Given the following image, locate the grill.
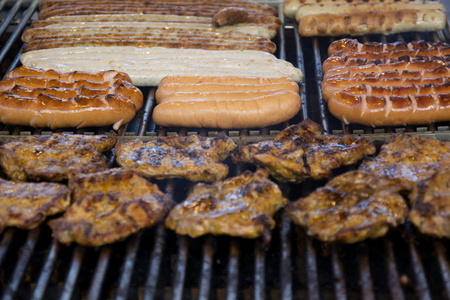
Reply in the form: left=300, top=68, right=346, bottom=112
left=0, top=1, right=450, bottom=299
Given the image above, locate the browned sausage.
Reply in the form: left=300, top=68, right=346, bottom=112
left=212, top=7, right=248, bottom=27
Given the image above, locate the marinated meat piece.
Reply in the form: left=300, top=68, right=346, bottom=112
left=0, top=132, right=116, bottom=181
left=115, top=134, right=236, bottom=182
left=409, top=167, right=450, bottom=238
left=165, top=169, right=287, bottom=241
left=0, top=178, right=70, bottom=233
left=360, top=134, right=450, bottom=190
left=232, top=119, right=376, bottom=183
left=286, top=171, right=409, bottom=243
left=48, top=168, right=174, bottom=247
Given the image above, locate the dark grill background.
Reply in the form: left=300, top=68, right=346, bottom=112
left=0, top=1, right=449, bottom=299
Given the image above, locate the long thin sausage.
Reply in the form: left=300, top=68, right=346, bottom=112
left=328, top=39, right=450, bottom=57
left=321, top=68, right=450, bottom=100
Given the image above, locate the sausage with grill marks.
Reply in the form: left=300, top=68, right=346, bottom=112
left=38, top=6, right=279, bottom=24
left=38, top=0, right=279, bottom=16
left=6, top=66, right=132, bottom=83
left=212, top=7, right=248, bottom=27
left=3, top=66, right=143, bottom=109
left=24, top=36, right=277, bottom=53
left=22, top=24, right=275, bottom=42
left=344, top=82, right=450, bottom=97
left=328, top=85, right=450, bottom=127
left=328, top=39, right=450, bottom=57
left=329, top=48, right=450, bottom=62
left=324, top=60, right=449, bottom=80
left=282, top=0, right=412, bottom=19
left=323, top=55, right=450, bottom=74
left=322, top=73, right=450, bottom=101
left=0, top=91, right=137, bottom=130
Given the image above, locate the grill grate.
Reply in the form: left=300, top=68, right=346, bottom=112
left=0, top=1, right=450, bottom=299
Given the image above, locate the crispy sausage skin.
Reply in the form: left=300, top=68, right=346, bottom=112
left=212, top=7, right=248, bottom=27
left=328, top=39, right=450, bottom=57
left=328, top=87, right=450, bottom=127
left=321, top=68, right=450, bottom=101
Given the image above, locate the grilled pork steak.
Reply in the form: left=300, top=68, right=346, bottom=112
left=48, top=168, right=173, bottom=247
left=165, top=169, right=287, bottom=242
left=232, top=118, right=376, bottom=183
left=0, top=178, right=70, bottom=233
left=286, top=170, right=409, bottom=243
left=360, top=134, right=450, bottom=190
left=0, top=132, right=116, bottom=181
left=115, top=134, right=236, bottom=182
left=409, top=167, right=450, bottom=238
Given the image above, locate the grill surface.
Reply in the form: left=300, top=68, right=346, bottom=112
left=0, top=1, right=450, bottom=299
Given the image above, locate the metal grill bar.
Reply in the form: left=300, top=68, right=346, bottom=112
left=331, top=246, right=347, bottom=300
left=434, top=240, right=450, bottom=298
left=0, top=229, right=14, bottom=268
left=86, top=246, right=111, bottom=300
left=312, top=38, right=329, bottom=133
left=254, top=240, right=266, bottom=300
left=1, top=228, right=40, bottom=300
left=198, top=236, right=214, bottom=300
left=138, top=89, right=157, bottom=136
left=0, top=0, right=7, bottom=13
left=226, top=240, right=239, bottom=300
left=60, top=246, right=86, bottom=300
left=408, top=240, right=432, bottom=300
left=384, top=239, right=405, bottom=300
left=144, top=224, right=167, bottom=300
left=305, top=236, right=320, bottom=300
left=279, top=213, right=293, bottom=300
left=31, top=239, right=60, bottom=300
left=293, top=25, right=308, bottom=120
left=172, top=235, right=189, bottom=300
left=358, top=244, right=375, bottom=300
left=116, top=232, right=142, bottom=300
left=0, top=0, right=22, bottom=39
left=0, top=0, right=37, bottom=65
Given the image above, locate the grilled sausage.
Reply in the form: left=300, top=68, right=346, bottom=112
left=152, top=90, right=301, bottom=129
left=38, top=0, right=279, bottom=16
left=26, top=17, right=277, bottom=40
left=6, top=65, right=132, bottom=82
left=322, top=70, right=450, bottom=101
left=4, top=66, right=143, bottom=109
left=20, top=47, right=303, bottom=86
left=0, top=66, right=144, bottom=129
left=0, top=92, right=137, bottom=130
left=328, top=91, right=450, bottom=126
left=343, top=82, right=450, bottom=96
left=299, top=8, right=446, bottom=37
left=323, top=55, right=450, bottom=74
left=282, top=0, right=412, bottom=19
left=24, top=35, right=277, bottom=53
left=212, top=7, right=248, bottom=27
left=38, top=3, right=279, bottom=22
left=324, top=60, right=449, bottom=79
left=156, top=76, right=299, bottom=101
left=296, top=1, right=444, bottom=20
left=328, top=39, right=450, bottom=57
